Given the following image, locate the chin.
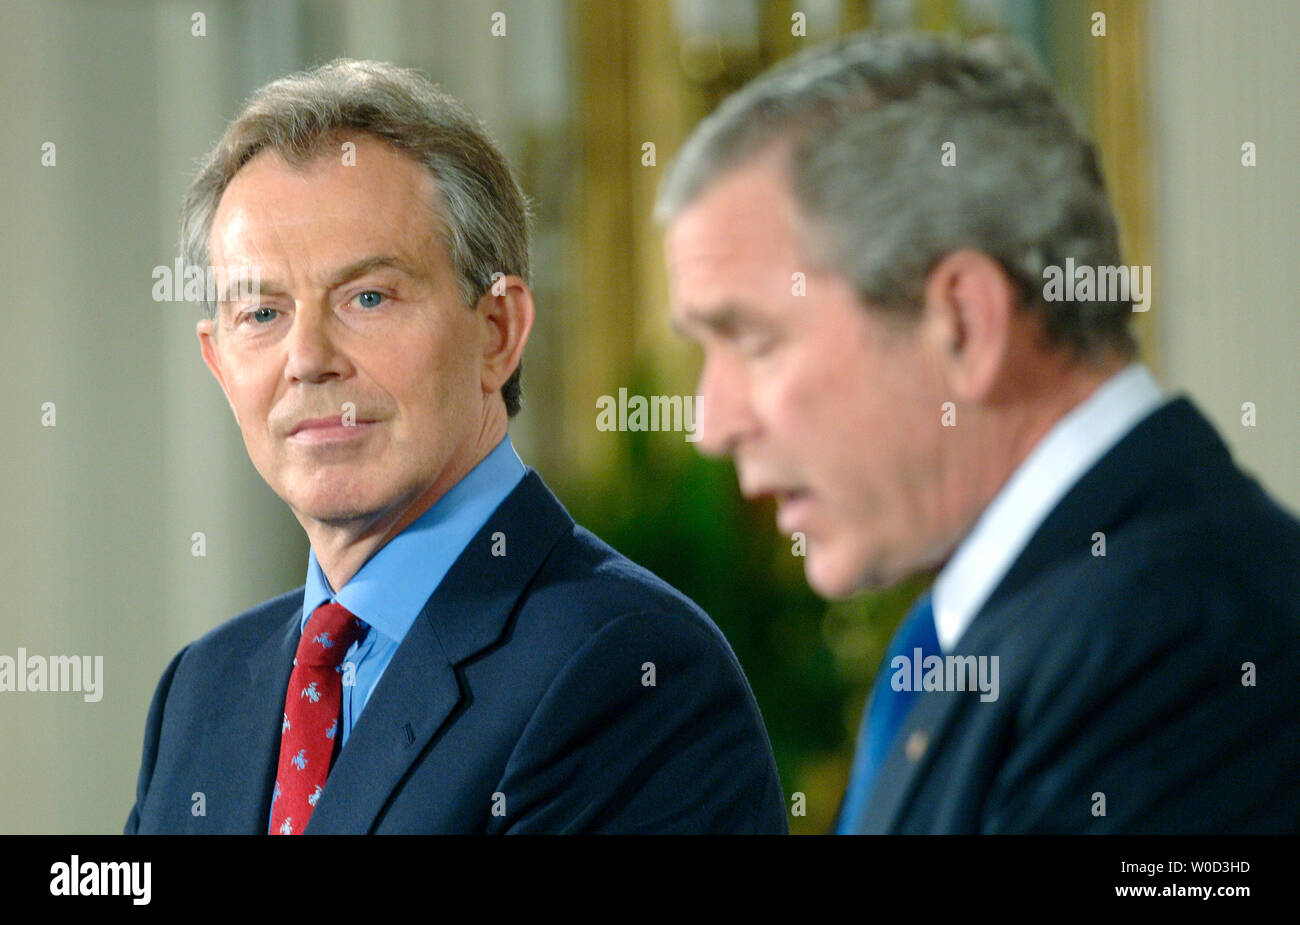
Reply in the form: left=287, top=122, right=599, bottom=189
left=805, top=552, right=873, bottom=600
left=284, top=484, right=394, bottom=525
left=290, top=500, right=373, bottom=526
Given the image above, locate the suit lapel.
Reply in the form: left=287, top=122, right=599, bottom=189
left=198, top=601, right=299, bottom=833
left=857, top=688, right=965, bottom=833
left=305, top=470, right=573, bottom=833
left=301, top=610, right=461, bottom=834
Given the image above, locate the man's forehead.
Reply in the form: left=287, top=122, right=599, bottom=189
left=209, top=147, right=439, bottom=271
left=211, top=206, right=428, bottom=261
left=213, top=139, right=435, bottom=235
left=667, top=166, right=803, bottom=274
left=666, top=199, right=801, bottom=319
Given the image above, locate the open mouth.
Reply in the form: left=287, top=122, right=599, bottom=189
left=775, top=489, right=814, bottom=533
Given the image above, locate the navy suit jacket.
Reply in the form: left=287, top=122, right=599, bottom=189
left=126, top=470, right=787, bottom=833
left=856, top=397, right=1300, bottom=833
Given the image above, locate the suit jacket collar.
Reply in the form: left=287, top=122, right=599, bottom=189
left=215, top=469, right=571, bottom=834
left=972, top=397, right=1227, bottom=631
left=860, top=396, right=1231, bottom=833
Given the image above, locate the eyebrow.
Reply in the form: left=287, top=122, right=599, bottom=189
left=217, top=254, right=427, bottom=305
left=672, top=302, right=759, bottom=339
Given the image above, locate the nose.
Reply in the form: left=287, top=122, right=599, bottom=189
left=283, top=303, right=347, bottom=384
left=694, top=351, right=756, bottom=458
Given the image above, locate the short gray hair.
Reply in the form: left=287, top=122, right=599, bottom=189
left=656, top=32, right=1138, bottom=361
left=181, top=58, right=532, bottom=416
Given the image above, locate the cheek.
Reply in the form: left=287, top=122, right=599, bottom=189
left=224, top=351, right=271, bottom=399
left=759, top=344, right=853, bottom=444
left=380, top=341, right=476, bottom=430
left=776, top=338, right=891, bottom=499
left=224, top=362, right=278, bottom=438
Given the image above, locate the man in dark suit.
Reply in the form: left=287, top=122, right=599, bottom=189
left=126, top=59, right=786, bottom=834
left=657, top=32, right=1300, bottom=833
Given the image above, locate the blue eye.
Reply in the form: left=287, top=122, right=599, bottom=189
left=252, top=307, right=277, bottom=323
left=356, top=291, right=384, bottom=309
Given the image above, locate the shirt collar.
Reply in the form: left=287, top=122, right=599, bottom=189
left=931, top=363, right=1167, bottom=651
left=301, top=433, right=527, bottom=642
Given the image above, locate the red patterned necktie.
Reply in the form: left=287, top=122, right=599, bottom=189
left=270, top=602, right=366, bottom=835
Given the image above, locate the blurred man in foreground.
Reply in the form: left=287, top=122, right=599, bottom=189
left=659, top=32, right=1300, bottom=833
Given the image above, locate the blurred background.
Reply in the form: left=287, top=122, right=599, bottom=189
left=1, top=0, right=1296, bottom=834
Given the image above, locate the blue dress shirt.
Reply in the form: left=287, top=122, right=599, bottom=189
left=268, top=434, right=526, bottom=831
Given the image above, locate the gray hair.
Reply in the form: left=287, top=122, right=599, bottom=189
left=656, top=32, right=1138, bottom=361
left=181, top=58, right=532, bottom=416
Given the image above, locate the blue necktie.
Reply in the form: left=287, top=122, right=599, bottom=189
left=837, top=590, right=941, bottom=833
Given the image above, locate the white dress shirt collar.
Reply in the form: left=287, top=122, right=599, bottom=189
left=931, top=363, right=1167, bottom=651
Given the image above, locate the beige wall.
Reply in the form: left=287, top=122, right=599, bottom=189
left=1149, top=0, right=1300, bottom=515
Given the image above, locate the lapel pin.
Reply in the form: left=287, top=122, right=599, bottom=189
left=905, top=729, right=930, bottom=762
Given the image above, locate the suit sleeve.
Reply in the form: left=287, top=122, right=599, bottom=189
left=980, top=571, right=1300, bottom=833
left=123, top=645, right=189, bottom=835
left=490, top=609, right=788, bottom=834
